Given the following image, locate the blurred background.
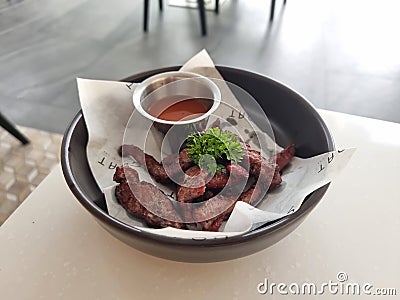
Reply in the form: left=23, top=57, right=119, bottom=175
left=0, top=0, right=399, bottom=222
left=1, top=0, right=400, bottom=133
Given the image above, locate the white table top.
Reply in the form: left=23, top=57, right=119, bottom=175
left=1, top=110, right=399, bottom=299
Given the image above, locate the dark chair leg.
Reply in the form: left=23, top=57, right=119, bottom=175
left=269, top=0, right=276, bottom=21
left=0, top=112, right=29, bottom=145
left=198, top=0, right=207, bottom=36
left=283, top=0, right=286, bottom=4
left=144, top=0, right=150, bottom=32
left=159, top=0, right=163, bottom=11
left=215, top=0, right=219, bottom=14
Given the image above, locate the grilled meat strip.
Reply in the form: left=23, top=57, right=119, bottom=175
left=197, top=182, right=270, bottom=231
left=192, top=194, right=238, bottom=231
left=272, top=144, right=295, bottom=171
left=176, top=165, right=210, bottom=224
left=226, top=162, right=250, bottom=191
left=226, top=162, right=249, bottom=179
left=196, top=146, right=293, bottom=231
left=162, top=148, right=194, bottom=178
left=119, top=145, right=170, bottom=184
left=246, top=144, right=295, bottom=177
left=178, top=161, right=250, bottom=203
left=246, top=147, right=275, bottom=179
left=113, top=165, right=139, bottom=183
left=246, top=144, right=295, bottom=190
left=206, top=163, right=249, bottom=190
left=113, top=166, right=184, bottom=229
left=206, top=170, right=229, bottom=189
left=176, top=165, right=206, bottom=203
left=200, top=184, right=255, bottom=231
left=235, top=168, right=281, bottom=209
left=215, top=146, right=295, bottom=226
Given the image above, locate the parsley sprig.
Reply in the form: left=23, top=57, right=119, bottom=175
left=186, top=128, right=245, bottom=173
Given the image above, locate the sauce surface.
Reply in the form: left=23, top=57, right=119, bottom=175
left=148, top=96, right=213, bottom=122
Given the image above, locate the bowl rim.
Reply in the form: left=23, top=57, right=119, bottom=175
left=61, top=65, right=334, bottom=247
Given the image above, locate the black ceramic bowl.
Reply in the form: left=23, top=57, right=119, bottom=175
left=61, top=66, right=334, bottom=263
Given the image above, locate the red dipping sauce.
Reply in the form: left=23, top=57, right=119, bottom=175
left=147, top=96, right=213, bottom=122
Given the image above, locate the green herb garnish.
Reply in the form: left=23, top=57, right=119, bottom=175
left=186, top=127, right=245, bottom=173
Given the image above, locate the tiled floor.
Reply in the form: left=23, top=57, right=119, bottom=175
left=0, top=126, right=62, bottom=224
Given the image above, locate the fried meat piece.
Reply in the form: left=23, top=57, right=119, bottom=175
left=192, top=194, right=237, bottom=231
left=263, top=144, right=295, bottom=191
left=246, top=147, right=263, bottom=178
left=226, top=162, right=249, bottom=179
left=270, top=168, right=282, bottom=190
left=206, top=170, right=229, bottom=189
left=114, top=167, right=184, bottom=229
left=235, top=169, right=280, bottom=207
left=199, top=215, right=225, bottom=232
left=246, top=144, right=295, bottom=189
left=113, top=165, right=139, bottom=183
left=245, top=146, right=276, bottom=183
left=226, top=162, right=250, bottom=190
left=238, top=186, right=256, bottom=205
left=119, top=145, right=170, bottom=184
left=176, top=166, right=211, bottom=224
left=203, top=183, right=261, bottom=230
left=206, top=163, right=249, bottom=190
left=162, top=148, right=194, bottom=178
left=272, top=144, right=295, bottom=171
left=192, top=147, right=289, bottom=231
left=176, top=165, right=206, bottom=203
left=198, top=182, right=267, bottom=231
left=199, top=165, right=284, bottom=231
